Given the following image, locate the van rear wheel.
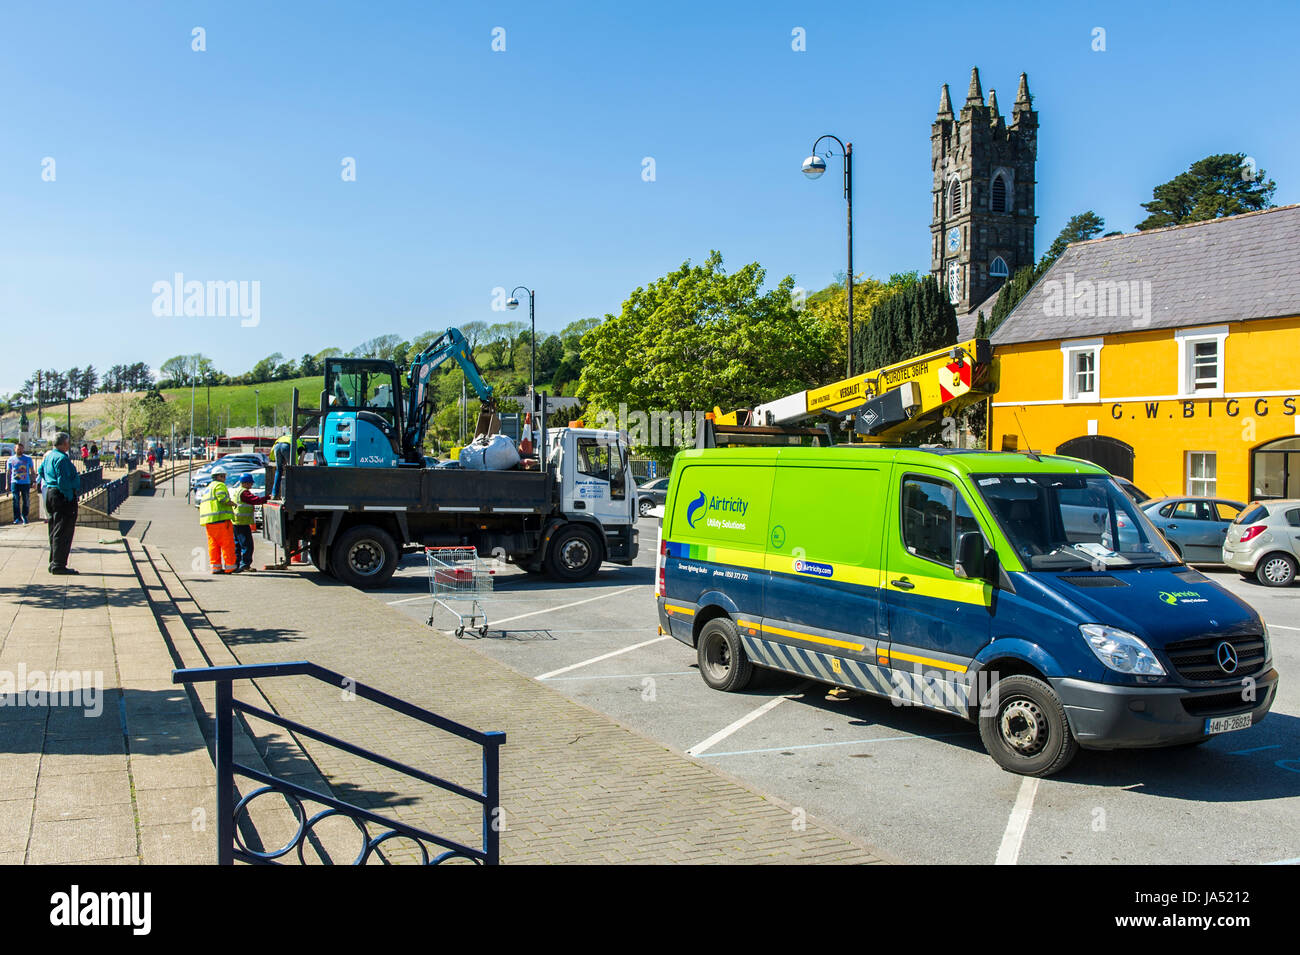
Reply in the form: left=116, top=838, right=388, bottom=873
left=697, top=617, right=753, bottom=692
left=979, top=674, right=1077, bottom=777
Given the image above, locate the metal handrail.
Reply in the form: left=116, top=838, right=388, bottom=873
left=174, top=660, right=505, bottom=865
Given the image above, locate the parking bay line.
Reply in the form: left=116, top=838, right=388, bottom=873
left=543, top=670, right=695, bottom=682
left=389, top=583, right=639, bottom=612
left=535, top=635, right=671, bottom=680
left=698, top=730, right=977, bottom=758
left=686, top=683, right=813, bottom=757
left=995, top=776, right=1040, bottom=866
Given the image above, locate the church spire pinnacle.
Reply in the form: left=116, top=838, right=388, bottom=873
left=1014, top=72, right=1032, bottom=108
left=987, top=88, right=999, bottom=116
left=965, top=66, right=983, bottom=105
left=937, top=83, right=953, bottom=119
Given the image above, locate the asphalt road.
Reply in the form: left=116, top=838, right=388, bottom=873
left=370, top=515, right=1300, bottom=865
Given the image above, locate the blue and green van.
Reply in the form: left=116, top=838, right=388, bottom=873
left=655, top=446, right=1278, bottom=776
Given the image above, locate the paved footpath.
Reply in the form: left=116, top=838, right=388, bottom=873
left=0, top=522, right=215, bottom=864
left=124, top=488, right=885, bottom=863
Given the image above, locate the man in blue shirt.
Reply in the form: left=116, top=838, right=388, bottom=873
left=38, top=432, right=81, bottom=575
left=7, top=442, right=34, bottom=524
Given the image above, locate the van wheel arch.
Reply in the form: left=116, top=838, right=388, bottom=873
left=691, top=606, right=732, bottom=647
left=967, top=656, right=1050, bottom=722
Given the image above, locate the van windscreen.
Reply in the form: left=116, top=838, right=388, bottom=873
left=972, top=473, right=1179, bottom=570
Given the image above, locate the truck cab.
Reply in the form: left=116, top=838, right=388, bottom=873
left=545, top=427, right=639, bottom=574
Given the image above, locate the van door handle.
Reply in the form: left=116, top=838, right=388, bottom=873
left=891, top=577, right=915, bottom=590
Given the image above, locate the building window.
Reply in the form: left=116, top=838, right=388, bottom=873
left=947, top=261, right=961, bottom=305
left=991, top=173, right=1008, bottom=213
left=989, top=256, right=1009, bottom=279
left=1175, top=326, right=1227, bottom=397
left=1060, top=338, right=1103, bottom=402
left=948, top=179, right=962, bottom=216
left=1186, top=452, right=1217, bottom=497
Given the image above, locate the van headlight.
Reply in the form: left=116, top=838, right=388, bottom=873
left=1080, top=624, right=1166, bottom=676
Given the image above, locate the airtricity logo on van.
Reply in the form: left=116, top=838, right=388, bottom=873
left=1158, top=589, right=1207, bottom=605
left=685, top=491, right=749, bottom=530
left=793, top=559, right=834, bottom=578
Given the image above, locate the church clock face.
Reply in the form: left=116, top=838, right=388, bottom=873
left=946, top=227, right=961, bottom=253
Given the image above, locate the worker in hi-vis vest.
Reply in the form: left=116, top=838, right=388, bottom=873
left=199, top=465, right=237, bottom=574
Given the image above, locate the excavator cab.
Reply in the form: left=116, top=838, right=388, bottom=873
left=320, top=358, right=405, bottom=467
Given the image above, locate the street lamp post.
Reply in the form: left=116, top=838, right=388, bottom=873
left=254, top=390, right=261, bottom=446
left=803, top=134, right=854, bottom=378
left=65, top=394, right=72, bottom=434
left=505, top=285, right=536, bottom=416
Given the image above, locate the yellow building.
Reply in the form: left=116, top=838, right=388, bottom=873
left=989, top=204, right=1300, bottom=503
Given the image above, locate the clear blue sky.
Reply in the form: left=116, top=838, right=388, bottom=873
left=3, top=0, right=1297, bottom=395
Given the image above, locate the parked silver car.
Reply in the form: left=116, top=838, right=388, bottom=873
left=1222, top=499, right=1300, bottom=586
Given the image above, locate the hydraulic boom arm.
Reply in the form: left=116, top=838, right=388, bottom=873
left=402, top=328, right=496, bottom=459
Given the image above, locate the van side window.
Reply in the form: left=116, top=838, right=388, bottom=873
left=902, top=476, right=980, bottom=568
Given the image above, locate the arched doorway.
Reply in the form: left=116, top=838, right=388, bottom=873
left=1055, top=435, right=1135, bottom=479
left=1251, top=435, right=1300, bottom=499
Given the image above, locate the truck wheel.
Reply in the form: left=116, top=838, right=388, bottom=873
left=545, top=525, right=602, bottom=581
left=309, top=538, right=334, bottom=578
left=1255, top=553, right=1296, bottom=587
left=697, top=617, right=753, bottom=692
left=978, top=674, right=1078, bottom=777
left=332, top=525, right=398, bottom=590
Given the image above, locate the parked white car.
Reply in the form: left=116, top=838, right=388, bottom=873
left=1223, top=499, right=1300, bottom=586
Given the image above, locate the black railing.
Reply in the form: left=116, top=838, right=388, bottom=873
left=174, top=661, right=505, bottom=865
left=77, top=466, right=104, bottom=496
left=103, top=475, right=130, bottom=514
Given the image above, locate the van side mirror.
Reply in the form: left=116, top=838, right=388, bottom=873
left=954, top=532, right=990, bottom=580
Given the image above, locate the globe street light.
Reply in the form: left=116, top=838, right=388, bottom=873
left=505, top=286, right=536, bottom=415
left=803, top=134, right=854, bottom=377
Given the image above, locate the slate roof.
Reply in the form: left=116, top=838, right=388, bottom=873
left=991, top=204, right=1300, bottom=345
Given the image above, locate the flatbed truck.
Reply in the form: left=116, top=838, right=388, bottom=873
left=261, top=426, right=639, bottom=589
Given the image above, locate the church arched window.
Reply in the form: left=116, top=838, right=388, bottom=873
left=991, top=173, right=1008, bottom=213
left=990, top=256, right=1010, bottom=279
left=948, top=179, right=962, bottom=217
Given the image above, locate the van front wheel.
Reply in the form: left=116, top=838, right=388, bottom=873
left=697, top=617, right=753, bottom=692
left=979, top=674, right=1078, bottom=777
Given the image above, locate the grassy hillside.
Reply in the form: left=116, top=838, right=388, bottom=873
left=157, top=376, right=324, bottom=430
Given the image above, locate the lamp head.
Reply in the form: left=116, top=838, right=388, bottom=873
left=505, top=297, right=520, bottom=310
left=802, top=155, right=827, bottom=179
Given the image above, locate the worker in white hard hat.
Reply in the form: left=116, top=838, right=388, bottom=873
left=198, top=465, right=237, bottom=573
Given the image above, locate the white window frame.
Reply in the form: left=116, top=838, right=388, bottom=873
left=1186, top=451, right=1217, bottom=497
left=1175, top=325, right=1227, bottom=398
left=1060, top=338, right=1104, bottom=402
left=989, top=256, right=1010, bottom=279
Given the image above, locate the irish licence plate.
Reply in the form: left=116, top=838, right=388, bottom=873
left=1205, top=713, right=1252, bottom=734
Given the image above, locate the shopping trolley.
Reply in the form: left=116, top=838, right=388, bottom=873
left=425, top=546, right=496, bottom=637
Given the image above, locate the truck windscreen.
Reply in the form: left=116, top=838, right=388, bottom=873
left=972, top=473, right=1179, bottom=570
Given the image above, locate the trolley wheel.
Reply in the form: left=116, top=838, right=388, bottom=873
left=478, top=625, right=489, bottom=637
left=455, top=625, right=465, bottom=638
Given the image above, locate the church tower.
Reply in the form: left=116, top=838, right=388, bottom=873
left=930, top=68, right=1038, bottom=316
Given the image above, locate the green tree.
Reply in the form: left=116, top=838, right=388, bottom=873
left=852, top=274, right=956, bottom=373
left=1137, top=153, right=1276, bottom=230
left=577, top=251, right=835, bottom=467
left=1040, top=211, right=1106, bottom=268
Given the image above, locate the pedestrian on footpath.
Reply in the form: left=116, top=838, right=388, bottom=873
left=80, top=444, right=89, bottom=467
left=39, top=433, right=80, bottom=574
left=147, top=447, right=156, bottom=469
left=87, top=443, right=100, bottom=469
left=7, top=442, right=34, bottom=524
left=199, top=465, right=237, bottom=574
left=231, top=474, right=268, bottom=572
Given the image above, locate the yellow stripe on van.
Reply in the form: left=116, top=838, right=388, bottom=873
left=737, top=620, right=867, bottom=654
left=664, top=603, right=696, bottom=616
left=888, top=572, right=991, bottom=606
left=882, top=649, right=968, bottom=673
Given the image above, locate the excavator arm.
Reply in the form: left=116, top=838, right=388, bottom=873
left=401, top=328, right=496, bottom=460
